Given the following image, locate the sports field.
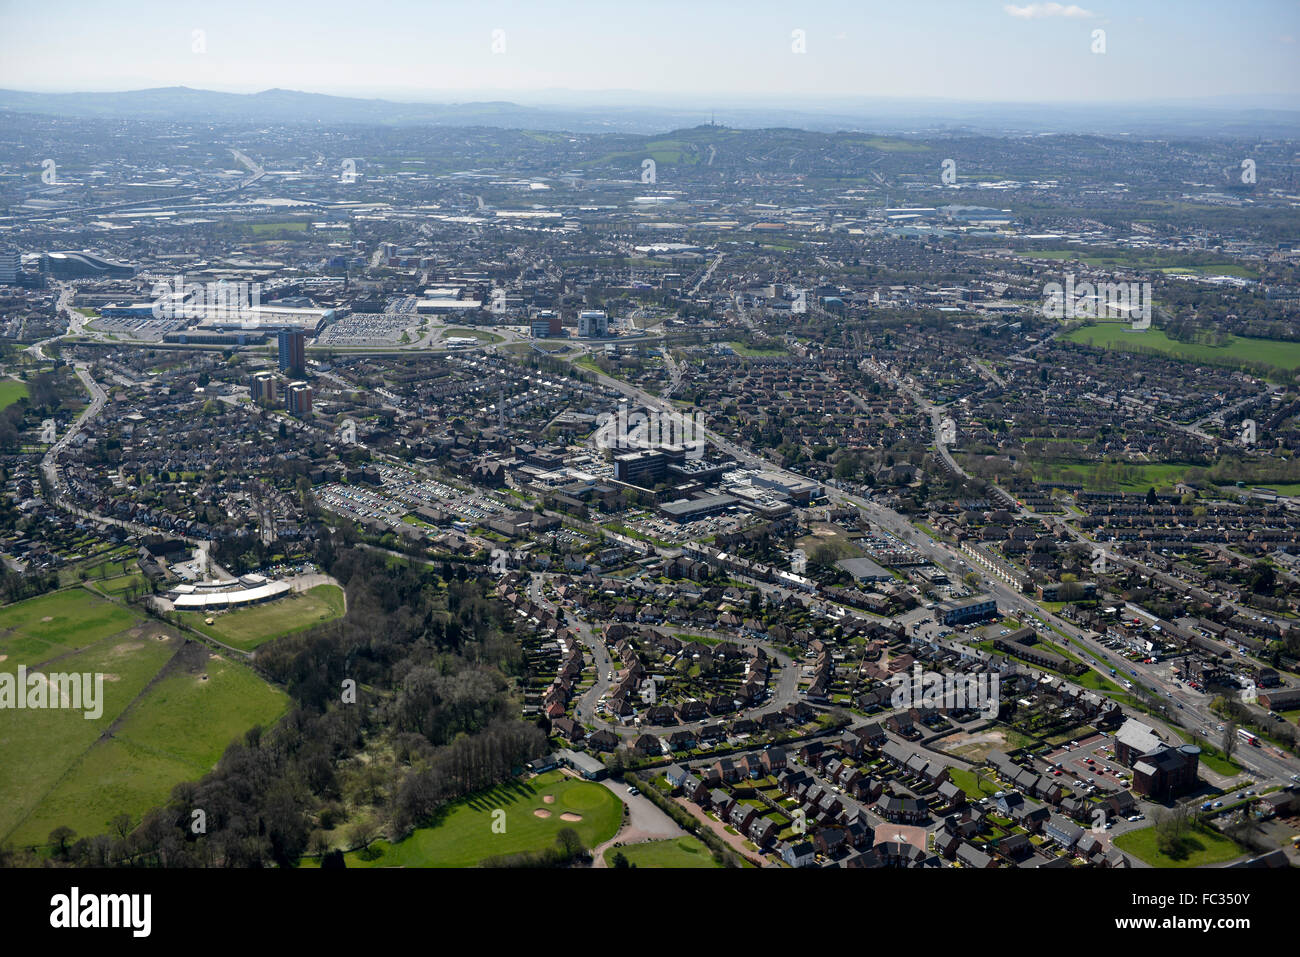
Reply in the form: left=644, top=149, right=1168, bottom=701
left=0, top=588, right=289, bottom=847
left=605, top=835, right=720, bottom=868
left=178, top=584, right=345, bottom=651
left=0, top=380, right=30, bottom=410
left=334, top=770, right=623, bottom=867
left=1062, top=324, right=1300, bottom=373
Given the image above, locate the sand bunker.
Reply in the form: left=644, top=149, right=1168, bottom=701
left=542, top=794, right=555, bottom=804
left=560, top=813, right=583, bottom=822
left=533, top=808, right=552, bottom=818
left=40, top=616, right=53, bottom=622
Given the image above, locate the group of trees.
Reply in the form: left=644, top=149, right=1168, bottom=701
left=16, top=537, right=548, bottom=868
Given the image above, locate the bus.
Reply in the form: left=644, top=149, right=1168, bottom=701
left=1237, top=728, right=1261, bottom=747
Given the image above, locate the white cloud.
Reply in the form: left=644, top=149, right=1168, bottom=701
left=1004, top=3, right=1097, bottom=18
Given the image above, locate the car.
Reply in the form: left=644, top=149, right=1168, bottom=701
left=1053, top=769, right=1062, bottom=776
left=1213, top=801, right=1223, bottom=808
left=626, top=786, right=640, bottom=795
left=1127, top=814, right=1143, bottom=822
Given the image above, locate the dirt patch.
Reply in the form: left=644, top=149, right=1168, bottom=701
left=533, top=808, right=552, bottom=818
left=542, top=794, right=555, bottom=804
left=101, top=673, right=120, bottom=682
left=40, top=616, right=53, bottom=622
left=0, top=654, right=7, bottom=663
left=560, top=812, right=583, bottom=822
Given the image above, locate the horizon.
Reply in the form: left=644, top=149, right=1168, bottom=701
left=2, top=0, right=1298, bottom=103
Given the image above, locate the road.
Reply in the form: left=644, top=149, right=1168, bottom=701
left=571, top=344, right=1300, bottom=790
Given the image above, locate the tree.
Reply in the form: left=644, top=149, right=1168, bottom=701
left=48, top=826, right=76, bottom=858
left=1145, top=487, right=1158, bottom=506
left=611, top=850, right=632, bottom=868
left=555, top=826, right=585, bottom=861
left=346, top=816, right=379, bottom=852
left=1222, top=721, right=1238, bottom=763
left=111, top=813, right=133, bottom=841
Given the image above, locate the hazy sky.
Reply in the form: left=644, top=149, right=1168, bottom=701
left=1, top=0, right=1297, bottom=104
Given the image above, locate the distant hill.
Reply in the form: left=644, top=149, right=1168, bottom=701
left=1, top=86, right=1297, bottom=137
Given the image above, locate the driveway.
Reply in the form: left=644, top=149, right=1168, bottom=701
left=590, top=779, right=686, bottom=867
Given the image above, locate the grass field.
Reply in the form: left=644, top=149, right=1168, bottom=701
left=1113, top=824, right=1244, bottom=868
left=9, top=651, right=290, bottom=845
left=723, top=340, right=788, bottom=357
left=178, top=584, right=345, bottom=651
left=948, top=768, right=1003, bottom=800
left=250, top=221, right=308, bottom=235
left=90, top=574, right=147, bottom=598
left=0, top=588, right=289, bottom=847
left=1023, top=249, right=1256, bottom=279
left=0, top=587, right=141, bottom=666
left=1023, top=459, right=1197, bottom=493
left=605, top=835, right=720, bottom=868
left=442, top=328, right=503, bottom=344
left=1062, top=324, right=1300, bottom=373
left=0, top=380, right=30, bottom=410
left=331, top=771, right=623, bottom=867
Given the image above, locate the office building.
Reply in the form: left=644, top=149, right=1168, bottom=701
left=577, top=310, right=608, bottom=337
left=613, top=450, right=667, bottom=487
left=935, top=595, right=998, bottom=626
left=0, top=248, right=20, bottom=285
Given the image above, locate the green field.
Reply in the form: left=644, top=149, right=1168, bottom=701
left=179, top=584, right=345, bottom=651
left=0, top=588, right=289, bottom=847
left=0, top=380, right=29, bottom=410
left=948, top=768, right=1003, bottom=800
left=1022, top=459, right=1199, bottom=493
left=332, top=771, right=623, bottom=867
left=1024, top=249, right=1256, bottom=279
left=0, top=587, right=141, bottom=665
left=91, top=574, right=147, bottom=598
left=723, top=340, right=788, bottom=357
left=10, top=652, right=289, bottom=845
left=605, top=835, right=720, bottom=868
left=443, top=328, right=504, bottom=344
left=1113, top=824, right=1244, bottom=868
left=1062, top=324, right=1300, bottom=373
left=250, top=221, right=308, bottom=235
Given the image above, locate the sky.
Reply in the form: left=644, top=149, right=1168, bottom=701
left=1, top=0, right=1297, bottom=105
